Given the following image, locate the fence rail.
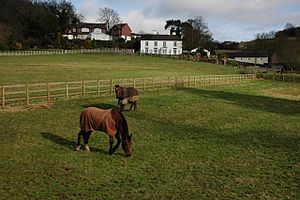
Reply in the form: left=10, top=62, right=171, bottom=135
left=0, top=48, right=135, bottom=56
left=0, top=74, right=256, bottom=109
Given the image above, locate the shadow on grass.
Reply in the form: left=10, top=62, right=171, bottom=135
left=134, top=111, right=299, bottom=159
left=41, top=132, right=115, bottom=155
left=81, top=103, right=134, bottom=112
left=179, top=87, right=300, bottom=116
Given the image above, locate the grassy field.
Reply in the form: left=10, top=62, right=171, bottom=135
left=0, top=80, right=299, bottom=199
left=0, top=54, right=239, bottom=84
left=0, top=54, right=299, bottom=199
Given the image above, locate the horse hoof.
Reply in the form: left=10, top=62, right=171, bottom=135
left=74, top=145, right=81, bottom=151
left=84, top=145, right=90, bottom=152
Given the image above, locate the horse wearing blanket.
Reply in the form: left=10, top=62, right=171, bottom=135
left=75, top=107, right=132, bottom=157
left=114, top=85, right=139, bottom=112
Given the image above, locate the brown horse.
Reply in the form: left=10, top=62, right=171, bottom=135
left=115, top=85, right=139, bottom=112
left=75, top=107, right=132, bottom=157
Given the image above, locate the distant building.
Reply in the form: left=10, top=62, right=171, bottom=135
left=63, top=23, right=132, bottom=42
left=110, top=23, right=132, bottom=41
left=227, top=52, right=269, bottom=65
left=63, top=23, right=110, bottom=41
left=140, top=34, right=182, bottom=55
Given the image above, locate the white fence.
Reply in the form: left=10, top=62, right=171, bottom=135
left=0, top=74, right=256, bottom=109
left=0, top=48, right=135, bottom=56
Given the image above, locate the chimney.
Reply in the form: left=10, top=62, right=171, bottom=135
left=153, top=30, right=159, bottom=35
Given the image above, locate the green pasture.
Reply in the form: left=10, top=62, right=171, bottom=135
left=0, top=54, right=238, bottom=84
left=0, top=80, right=299, bottom=199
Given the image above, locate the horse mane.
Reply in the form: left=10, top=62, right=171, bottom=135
left=111, top=108, right=130, bottom=139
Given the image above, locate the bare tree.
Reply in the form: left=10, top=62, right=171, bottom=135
left=97, top=7, right=120, bottom=30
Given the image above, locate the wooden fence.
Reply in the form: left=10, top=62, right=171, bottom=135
left=0, top=48, right=135, bottom=56
left=0, top=74, right=255, bottom=109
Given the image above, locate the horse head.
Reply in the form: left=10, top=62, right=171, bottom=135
left=123, top=134, right=132, bottom=157
left=114, top=85, right=124, bottom=100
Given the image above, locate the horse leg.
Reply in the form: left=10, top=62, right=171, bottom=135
left=133, top=101, right=137, bottom=111
left=109, top=136, right=114, bottom=155
left=75, top=130, right=84, bottom=151
left=129, top=102, right=134, bottom=111
left=120, top=104, right=125, bottom=112
left=109, top=133, right=121, bottom=155
left=83, top=131, right=92, bottom=152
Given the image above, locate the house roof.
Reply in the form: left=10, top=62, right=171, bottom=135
left=141, top=34, right=182, bottom=41
left=227, top=52, right=268, bottom=58
left=111, top=23, right=132, bottom=31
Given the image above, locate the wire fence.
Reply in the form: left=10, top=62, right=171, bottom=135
left=0, top=74, right=256, bottom=109
left=256, top=72, right=300, bottom=83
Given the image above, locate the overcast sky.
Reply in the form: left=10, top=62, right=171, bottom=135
left=70, top=0, right=300, bottom=42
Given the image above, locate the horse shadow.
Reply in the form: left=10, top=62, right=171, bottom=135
left=81, top=103, right=135, bottom=112
left=41, top=132, right=111, bottom=155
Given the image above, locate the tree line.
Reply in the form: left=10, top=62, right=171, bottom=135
left=0, top=0, right=82, bottom=50
left=244, top=23, right=300, bottom=71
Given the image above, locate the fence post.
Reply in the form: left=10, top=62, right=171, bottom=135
left=65, top=82, right=69, bottom=100
left=133, top=78, right=136, bottom=88
left=97, top=80, right=100, bottom=96
left=143, top=78, right=146, bottom=90
left=82, top=81, right=85, bottom=98
left=293, top=73, right=295, bottom=82
left=152, top=77, right=154, bottom=89
left=26, top=84, right=29, bottom=104
left=2, top=85, right=4, bottom=109
left=47, top=83, right=50, bottom=101
left=110, top=79, right=113, bottom=95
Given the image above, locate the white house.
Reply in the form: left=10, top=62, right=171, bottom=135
left=140, top=34, right=182, bottom=55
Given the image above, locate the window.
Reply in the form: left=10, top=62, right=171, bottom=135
left=173, top=48, right=177, bottom=55
left=163, top=41, right=166, bottom=47
left=154, top=48, right=158, bottom=54
left=145, top=48, right=149, bottom=54
left=154, top=41, right=158, bottom=46
left=173, top=41, right=177, bottom=47
left=82, top=27, right=89, bottom=33
left=145, top=41, right=149, bottom=46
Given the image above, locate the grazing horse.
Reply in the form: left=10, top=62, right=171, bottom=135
left=75, top=107, right=132, bottom=157
left=114, top=85, right=139, bottom=112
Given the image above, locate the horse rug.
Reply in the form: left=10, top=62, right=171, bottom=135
left=118, top=87, right=139, bottom=99
left=80, top=107, right=117, bottom=136
left=120, top=95, right=139, bottom=105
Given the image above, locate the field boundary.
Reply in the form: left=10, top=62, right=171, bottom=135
left=256, top=72, right=300, bottom=83
left=0, top=74, right=255, bottom=109
left=0, top=48, right=134, bottom=56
